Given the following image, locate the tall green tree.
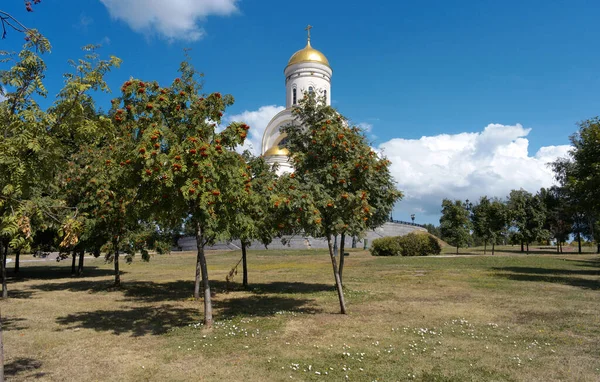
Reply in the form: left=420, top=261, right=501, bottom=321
left=471, top=196, right=509, bottom=255
left=552, top=118, right=600, bottom=254
left=507, top=189, right=547, bottom=254
left=228, top=152, right=278, bottom=288
left=282, top=93, right=402, bottom=313
left=540, top=186, right=572, bottom=253
left=0, top=33, right=52, bottom=297
left=114, top=59, right=251, bottom=327
left=440, top=199, right=471, bottom=254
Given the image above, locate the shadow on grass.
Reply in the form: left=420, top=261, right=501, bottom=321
left=4, top=357, right=45, bottom=379
left=487, top=248, right=580, bottom=255
left=248, top=281, right=334, bottom=295
left=493, top=267, right=600, bottom=290
left=2, top=316, right=28, bottom=331
left=4, top=289, right=35, bottom=299
left=30, top=279, right=334, bottom=303
left=563, top=258, right=600, bottom=268
left=55, top=304, right=198, bottom=337
left=215, top=295, right=321, bottom=317
left=492, top=266, right=600, bottom=276
left=8, top=265, right=117, bottom=283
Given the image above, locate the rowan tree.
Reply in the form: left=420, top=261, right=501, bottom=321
left=281, top=93, right=402, bottom=313
left=113, top=59, right=251, bottom=326
left=0, top=33, right=52, bottom=297
left=227, top=152, right=278, bottom=288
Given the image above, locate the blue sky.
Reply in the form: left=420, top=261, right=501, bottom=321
left=2, top=0, right=597, bottom=224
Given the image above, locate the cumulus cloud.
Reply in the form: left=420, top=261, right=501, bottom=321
left=379, top=123, right=571, bottom=222
left=99, top=0, right=239, bottom=41
left=224, top=105, right=285, bottom=155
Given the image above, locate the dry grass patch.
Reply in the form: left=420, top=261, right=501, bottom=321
left=2, top=249, right=600, bottom=381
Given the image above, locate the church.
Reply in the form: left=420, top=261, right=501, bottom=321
left=179, top=27, right=426, bottom=250
left=261, top=26, right=332, bottom=175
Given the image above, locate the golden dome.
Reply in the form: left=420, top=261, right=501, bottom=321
left=287, top=41, right=330, bottom=68
left=264, top=146, right=290, bottom=157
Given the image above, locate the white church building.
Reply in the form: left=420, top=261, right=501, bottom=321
left=261, top=26, right=332, bottom=175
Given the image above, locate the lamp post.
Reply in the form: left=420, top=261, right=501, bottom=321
left=410, top=214, right=415, bottom=224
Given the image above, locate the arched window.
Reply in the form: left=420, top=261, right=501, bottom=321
left=324, top=90, right=327, bottom=101
left=308, top=86, right=314, bottom=94
left=292, top=88, right=297, bottom=105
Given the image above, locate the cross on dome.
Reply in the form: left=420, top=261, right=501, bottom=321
left=305, top=24, right=312, bottom=42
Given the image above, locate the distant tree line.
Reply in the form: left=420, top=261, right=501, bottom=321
left=426, top=117, right=600, bottom=255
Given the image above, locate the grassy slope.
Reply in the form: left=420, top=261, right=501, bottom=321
left=2, top=249, right=600, bottom=381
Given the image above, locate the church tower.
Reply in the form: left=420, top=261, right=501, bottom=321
left=261, top=26, right=332, bottom=175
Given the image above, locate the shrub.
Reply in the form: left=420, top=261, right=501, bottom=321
left=398, top=233, right=422, bottom=256
left=398, top=232, right=442, bottom=256
left=371, top=233, right=442, bottom=257
left=371, top=236, right=402, bottom=256
left=425, top=234, right=442, bottom=255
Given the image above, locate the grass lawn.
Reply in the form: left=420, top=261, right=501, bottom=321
left=2, top=248, right=600, bottom=381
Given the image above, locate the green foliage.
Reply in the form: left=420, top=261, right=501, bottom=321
left=281, top=93, right=402, bottom=241
left=370, top=236, right=401, bottom=256
left=228, top=152, right=279, bottom=247
left=423, top=223, right=441, bottom=238
left=551, top=119, right=600, bottom=250
left=507, top=189, right=548, bottom=250
left=471, top=196, right=508, bottom=253
left=398, top=233, right=441, bottom=256
left=112, top=58, right=250, bottom=245
left=371, top=233, right=441, bottom=257
left=440, top=199, right=471, bottom=253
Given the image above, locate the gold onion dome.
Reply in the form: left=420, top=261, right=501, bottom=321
left=287, top=40, right=330, bottom=68
left=264, top=147, right=290, bottom=157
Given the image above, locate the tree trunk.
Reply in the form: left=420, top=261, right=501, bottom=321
left=351, top=236, right=356, bottom=249
left=597, top=242, right=600, bottom=254
left=526, top=241, right=529, bottom=255
left=327, top=235, right=346, bottom=314
left=195, top=224, right=213, bottom=327
left=242, top=241, right=248, bottom=288
left=1, top=242, right=7, bottom=299
left=2, top=243, right=6, bottom=270
left=333, top=235, right=338, bottom=257
left=14, top=250, right=19, bottom=274
left=0, top=308, right=4, bottom=382
left=77, top=250, right=84, bottom=276
left=577, top=233, right=582, bottom=254
left=114, top=244, right=120, bottom=287
left=556, top=240, right=559, bottom=253
left=492, top=243, right=495, bottom=256
left=338, top=233, right=346, bottom=286
left=456, top=245, right=459, bottom=255
left=484, top=240, right=487, bottom=255
left=71, top=250, right=77, bottom=276
left=521, top=241, right=524, bottom=252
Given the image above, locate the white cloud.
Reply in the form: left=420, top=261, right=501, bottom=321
left=99, top=0, right=239, bottom=41
left=224, top=105, right=285, bottom=155
left=378, top=123, right=572, bottom=222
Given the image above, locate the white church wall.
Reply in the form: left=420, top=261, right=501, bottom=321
left=285, top=62, right=331, bottom=107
